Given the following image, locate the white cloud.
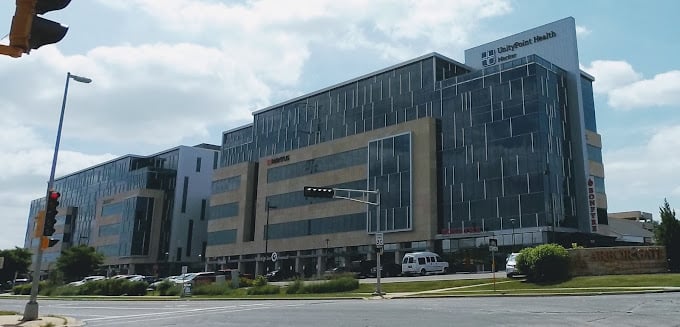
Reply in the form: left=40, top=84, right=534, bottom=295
left=582, top=60, right=680, bottom=110
left=1, top=0, right=515, bottom=248
left=608, top=71, right=680, bottom=109
left=604, top=124, right=680, bottom=214
left=575, top=25, right=591, bottom=36
left=581, top=60, right=642, bottom=94
left=95, top=0, right=513, bottom=61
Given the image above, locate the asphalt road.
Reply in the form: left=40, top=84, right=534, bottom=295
left=1, top=292, right=679, bottom=326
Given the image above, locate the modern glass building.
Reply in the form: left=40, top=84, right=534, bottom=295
left=207, top=17, right=609, bottom=276
left=25, top=144, right=219, bottom=276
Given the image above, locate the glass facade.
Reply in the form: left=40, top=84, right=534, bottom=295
left=367, top=132, right=412, bottom=233
left=215, top=53, right=599, bottom=249
left=26, top=145, right=219, bottom=273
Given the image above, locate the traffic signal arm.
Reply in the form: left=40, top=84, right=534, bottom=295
left=0, top=45, right=24, bottom=58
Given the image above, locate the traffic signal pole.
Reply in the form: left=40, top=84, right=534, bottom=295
left=23, top=72, right=90, bottom=321
left=303, top=186, right=383, bottom=295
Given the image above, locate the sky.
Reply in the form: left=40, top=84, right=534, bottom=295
left=1, top=0, right=679, bottom=250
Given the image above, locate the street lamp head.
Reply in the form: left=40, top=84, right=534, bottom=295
left=69, top=73, right=92, bottom=83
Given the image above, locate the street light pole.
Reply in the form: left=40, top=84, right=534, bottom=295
left=23, top=72, right=91, bottom=321
left=510, top=218, right=516, bottom=252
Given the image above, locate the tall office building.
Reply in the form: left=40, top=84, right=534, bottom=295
left=25, top=144, right=219, bottom=276
left=210, top=17, right=606, bottom=276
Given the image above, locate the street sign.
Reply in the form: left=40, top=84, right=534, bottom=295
left=376, top=233, right=384, bottom=246
left=271, top=252, right=278, bottom=262
left=181, top=265, right=188, bottom=275
left=489, top=238, right=498, bottom=252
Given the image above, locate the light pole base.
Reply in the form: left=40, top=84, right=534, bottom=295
left=372, top=291, right=385, bottom=296
left=23, top=301, right=39, bottom=321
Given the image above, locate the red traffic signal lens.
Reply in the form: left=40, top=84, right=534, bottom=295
left=49, top=191, right=60, bottom=200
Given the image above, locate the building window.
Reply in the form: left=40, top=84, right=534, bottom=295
left=181, top=177, right=189, bottom=213
left=196, top=157, right=202, bottom=172
left=186, top=220, right=193, bottom=257
left=208, top=229, right=237, bottom=245
left=200, top=199, right=207, bottom=221
left=368, top=132, right=412, bottom=233
left=208, top=202, right=239, bottom=220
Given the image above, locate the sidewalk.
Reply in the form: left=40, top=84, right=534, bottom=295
left=0, top=314, right=83, bottom=327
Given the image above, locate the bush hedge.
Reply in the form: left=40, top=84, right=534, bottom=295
left=246, top=285, right=280, bottom=295
left=193, top=282, right=234, bottom=296
left=516, top=243, right=570, bottom=282
left=286, top=277, right=359, bottom=294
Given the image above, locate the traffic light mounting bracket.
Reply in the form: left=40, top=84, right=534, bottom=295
left=332, top=188, right=379, bottom=206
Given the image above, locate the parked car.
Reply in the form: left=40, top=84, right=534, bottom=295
left=350, top=260, right=375, bottom=278
left=110, top=274, right=146, bottom=282
left=148, top=275, right=179, bottom=290
left=401, top=252, right=449, bottom=276
left=369, top=263, right=402, bottom=277
left=217, top=269, right=253, bottom=280
left=506, top=253, right=520, bottom=277
left=266, top=269, right=299, bottom=282
left=323, top=266, right=356, bottom=279
left=68, top=275, right=106, bottom=286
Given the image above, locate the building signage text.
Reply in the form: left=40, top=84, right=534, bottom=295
left=481, top=30, right=557, bottom=67
left=267, top=155, right=290, bottom=166
left=587, top=176, right=597, bottom=232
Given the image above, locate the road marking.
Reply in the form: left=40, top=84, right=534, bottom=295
left=83, top=303, right=272, bottom=322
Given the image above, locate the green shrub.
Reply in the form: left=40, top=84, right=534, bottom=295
left=125, top=281, right=148, bottom=296
left=239, top=277, right=254, bottom=287
left=47, top=285, right=80, bottom=296
left=285, top=279, right=303, bottom=294
left=246, top=284, right=280, bottom=295
left=193, top=282, right=233, bottom=296
left=295, top=277, right=359, bottom=294
left=252, top=275, right=268, bottom=287
left=517, top=243, right=570, bottom=282
left=12, top=283, right=31, bottom=295
left=157, top=280, right=181, bottom=296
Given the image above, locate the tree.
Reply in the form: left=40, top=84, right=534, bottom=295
left=55, top=245, right=104, bottom=282
left=655, top=199, right=680, bottom=272
left=0, top=247, right=32, bottom=286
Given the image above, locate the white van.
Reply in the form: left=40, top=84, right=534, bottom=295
left=401, top=252, right=449, bottom=276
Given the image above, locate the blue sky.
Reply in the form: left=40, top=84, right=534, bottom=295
left=1, top=0, right=679, bottom=249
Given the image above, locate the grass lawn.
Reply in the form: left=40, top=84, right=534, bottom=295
left=372, top=273, right=680, bottom=297
left=16, top=273, right=680, bottom=299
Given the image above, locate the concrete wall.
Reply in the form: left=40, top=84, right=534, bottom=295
left=568, top=246, right=667, bottom=276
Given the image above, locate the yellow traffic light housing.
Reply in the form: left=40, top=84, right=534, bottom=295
left=1, top=0, right=71, bottom=58
left=33, top=210, right=45, bottom=237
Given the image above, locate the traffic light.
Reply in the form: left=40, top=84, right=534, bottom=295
left=40, top=236, right=59, bottom=249
left=43, top=190, right=60, bottom=236
left=303, top=186, right=335, bottom=198
left=1, top=0, right=71, bottom=57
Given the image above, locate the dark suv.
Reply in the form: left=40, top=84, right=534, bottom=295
left=265, top=269, right=299, bottom=282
